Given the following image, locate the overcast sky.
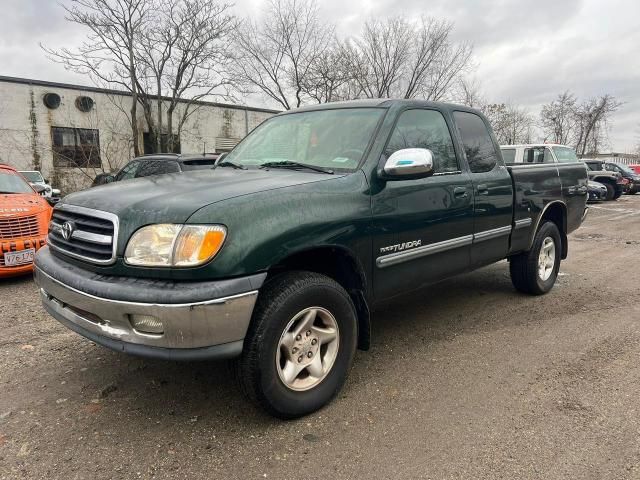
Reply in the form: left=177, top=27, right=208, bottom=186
left=1, top=0, right=638, bottom=151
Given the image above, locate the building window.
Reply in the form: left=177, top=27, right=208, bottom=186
left=52, top=127, right=101, bottom=168
left=143, top=132, right=181, bottom=154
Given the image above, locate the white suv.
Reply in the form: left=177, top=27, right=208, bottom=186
left=499, top=144, right=581, bottom=164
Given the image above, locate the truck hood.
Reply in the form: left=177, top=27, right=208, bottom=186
left=62, top=168, right=341, bottom=224
left=0, top=193, right=50, bottom=218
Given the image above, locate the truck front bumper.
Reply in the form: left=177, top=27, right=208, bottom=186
left=34, top=247, right=266, bottom=361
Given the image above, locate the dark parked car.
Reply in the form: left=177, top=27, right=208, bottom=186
left=35, top=99, right=588, bottom=418
left=587, top=180, right=608, bottom=202
left=92, top=153, right=220, bottom=187
left=603, top=161, right=640, bottom=194
left=583, top=160, right=624, bottom=200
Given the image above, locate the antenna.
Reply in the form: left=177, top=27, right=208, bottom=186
left=203, top=142, right=206, bottom=155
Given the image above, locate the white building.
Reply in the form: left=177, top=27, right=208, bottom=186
left=0, top=75, right=277, bottom=192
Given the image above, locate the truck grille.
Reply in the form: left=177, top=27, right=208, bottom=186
left=0, top=215, right=40, bottom=239
left=48, top=205, right=119, bottom=265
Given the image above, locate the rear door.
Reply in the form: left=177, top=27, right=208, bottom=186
left=372, top=108, right=474, bottom=300
left=452, top=111, right=513, bottom=267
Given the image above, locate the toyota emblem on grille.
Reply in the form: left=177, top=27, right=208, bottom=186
left=61, top=221, right=75, bottom=240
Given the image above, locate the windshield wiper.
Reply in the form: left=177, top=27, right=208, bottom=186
left=260, top=161, right=334, bottom=174
left=0, top=191, right=18, bottom=194
left=216, top=161, right=247, bottom=170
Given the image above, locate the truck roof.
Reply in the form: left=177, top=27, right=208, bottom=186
left=285, top=99, right=482, bottom=115
left=501, top=143, right=572, bottom=149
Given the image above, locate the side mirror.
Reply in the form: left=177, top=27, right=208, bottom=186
left=44, top=178, right=50, bottom=184
left=381, top=148, right=434, bottom=180
left=33, top=184, right=47, bottom=195
left=104, top=175, right=115, bottom=184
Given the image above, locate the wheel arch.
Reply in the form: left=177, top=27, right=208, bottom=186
left=529, top=201, right=568, bottom=259
left=265, top=246, right=371, bottom=351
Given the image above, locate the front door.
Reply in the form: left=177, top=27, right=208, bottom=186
left=371, top=108, right=474, bottom=301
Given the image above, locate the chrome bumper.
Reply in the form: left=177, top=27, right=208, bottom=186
left=35, top=267, right=259, bottom=360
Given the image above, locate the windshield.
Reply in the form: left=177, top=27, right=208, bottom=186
left=0, top=171, right=35, bottom=194
left=224, top=108, right=385, bottom=171
left=19, top=171, right=44, bottom=182
left=611, top=163, right=635, bottom=175
left=552, top=146, right=579, bottom=162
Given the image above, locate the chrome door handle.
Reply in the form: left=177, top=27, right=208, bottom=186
left=477, top=184, right=489, bottom=195
left=453, top=186, right=468, bottom=198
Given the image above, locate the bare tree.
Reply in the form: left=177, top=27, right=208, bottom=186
left=234, top=0, right=332, bottom=110
left=300, top=41, right=353, bottom=103
left=540, top=91, right=577, bottom=145
left=162, top=0, right=236, bottom=151
left=574, top=94, right=621, bottom=156
left=483, top=103, right=534, bottom=145
left=343, top=16, right=473, bottom=101
left=45, top=0, right=237, bottom=157
left=42, top=0, right=151, bottom=156
left=455, top=76, right=485, bottom=108
left=347, top=17, right=412, bottom=98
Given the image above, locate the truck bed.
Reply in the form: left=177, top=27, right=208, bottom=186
left=507, top=162, right=588, bottom=256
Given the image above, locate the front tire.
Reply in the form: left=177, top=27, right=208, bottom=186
left=509, top=221, right=561, bottom=295
left=236, top=271, right=358, bottom=419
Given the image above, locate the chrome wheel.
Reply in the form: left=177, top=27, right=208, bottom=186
left=276, top=307, right=340, bottom=392
left=538, top=236, right=556, bottom=281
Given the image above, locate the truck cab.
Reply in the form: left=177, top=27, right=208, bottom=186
left=35, top=100, right=588, bottom=418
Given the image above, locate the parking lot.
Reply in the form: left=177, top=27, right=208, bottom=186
left=0, top=196, right=639, bottom=479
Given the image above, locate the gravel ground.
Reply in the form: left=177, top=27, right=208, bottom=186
left=1, top=195, right=640, bottom=480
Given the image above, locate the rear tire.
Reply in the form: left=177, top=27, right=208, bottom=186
left=236, top=271, right=357, bottom=419
left=603, top=182, right=615, bottom=201
left=509, top=221, right=561, bottom=295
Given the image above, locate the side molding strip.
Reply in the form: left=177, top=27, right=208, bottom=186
left=514, top=218, right=533, bottom=229
left=376, top=224, right=518, bottom=268
left=376, top=235, right=473, bottom=268
left=472, top=225, right=512, bottom=242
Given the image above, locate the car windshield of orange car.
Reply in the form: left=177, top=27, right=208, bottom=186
left=0, top=171, right=34, bottom=194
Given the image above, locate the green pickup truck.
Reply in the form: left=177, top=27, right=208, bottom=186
left=35, top=100, right=588, bottom=418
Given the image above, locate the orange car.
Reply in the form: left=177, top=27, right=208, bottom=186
left=0, top=164, right=52, bottom=277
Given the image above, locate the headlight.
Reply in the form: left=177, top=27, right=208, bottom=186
left=125, top=224, right=226, bottom=267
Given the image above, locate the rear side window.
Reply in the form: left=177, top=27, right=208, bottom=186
left=453, top=111, right=498, bottom=173
left=585, top=162, right=602, bottom=171
left=384, top=109, right=459, bottom=173
left=501, top=148, right=516, bottom=164
left=552, top=146, right=579, bottom=162
left=135, top=160, right=180, bottom=178
left=115, top=160, right=140, bottom=181
left=523, top=147, right=554, bottom=164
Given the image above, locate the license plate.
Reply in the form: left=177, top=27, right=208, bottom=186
left=4, top=248, right=35, bottom=266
